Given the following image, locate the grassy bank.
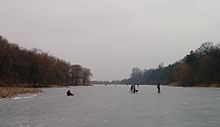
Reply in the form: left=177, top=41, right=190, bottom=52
left=169, top=82, right=220, bottom=87
left=0, top=87, right=42, bottom=98
left=193, top=83, right=220, bottom=87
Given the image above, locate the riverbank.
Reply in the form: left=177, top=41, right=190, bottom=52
left=193, top=83, right=220, bottom=87
left=0, top=84, right=92, bottom=98
left=0, top=87, right=42, bottom=98
left=169, top=82, right=220, bottom=87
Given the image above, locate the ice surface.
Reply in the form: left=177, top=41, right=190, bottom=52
left=0, top=85, right=219, bottom=127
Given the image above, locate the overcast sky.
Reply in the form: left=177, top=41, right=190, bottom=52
left=1, top=0, right=220, bottom=81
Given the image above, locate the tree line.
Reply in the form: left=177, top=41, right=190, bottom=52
left=120, top=42, right=220, bottom=87
left=0, top=35, right=92, bottom=87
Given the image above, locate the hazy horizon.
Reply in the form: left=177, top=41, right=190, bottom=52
left=1, top=0, right=220, bottom=81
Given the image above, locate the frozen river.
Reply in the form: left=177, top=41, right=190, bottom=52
left=0, top=85, right=220, bottom=127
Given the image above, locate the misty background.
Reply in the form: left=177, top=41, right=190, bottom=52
left=1, top=0, right=220, bottom=81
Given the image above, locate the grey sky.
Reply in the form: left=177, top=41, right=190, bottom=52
left=1, top=0, right=220, bottom=81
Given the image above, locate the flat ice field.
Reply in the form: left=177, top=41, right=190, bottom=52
left=0, top=85, right=220, bottom=127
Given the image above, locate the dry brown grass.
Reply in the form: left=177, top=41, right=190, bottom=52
left=207, top=83, right=220, bottom=87
left=47, top=84, right=66, bottom=88
left=0, top=87, right=41, bottom=98
left=190, top=83, right=220, bottom=87
left=169, top=82, right=220, bottom=87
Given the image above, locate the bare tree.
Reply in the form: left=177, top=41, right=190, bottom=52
left=82, top=68, right=92, bottom=85
left=70, top=65, right=82, bottom=85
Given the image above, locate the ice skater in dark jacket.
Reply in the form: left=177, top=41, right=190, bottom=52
left=157, top=83, right=161, bottom=94
left=67, top=90, right=74, bottom=96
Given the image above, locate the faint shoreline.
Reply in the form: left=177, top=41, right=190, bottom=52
left=0, top=87, right=42, bottom=99
left=0, top=84, right=93, bottom=98
left=169, top=82, right=220, bottom=88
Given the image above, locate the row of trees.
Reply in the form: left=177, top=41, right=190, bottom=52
left=123, top=63, right=173, bottom=85
left=0, top=35, right=92, bottom=87
left=121, top=42, right=220, bottom=87
left=171, top=42, right=220, bottom=86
